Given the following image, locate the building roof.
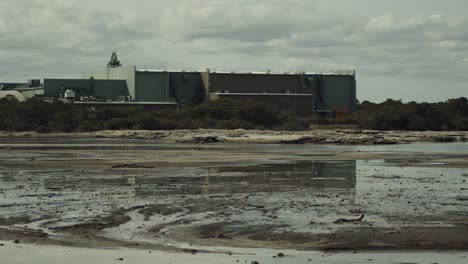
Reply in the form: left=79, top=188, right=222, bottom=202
left=135, top=67, right=355, bottom=76
left=136, top=69, right=202, bottom=74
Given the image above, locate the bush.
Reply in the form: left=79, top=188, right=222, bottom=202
left=105, top=118, right=132, bottom=130
left=3, top=97, right=467, bottom=132
left=215, top=119, right=256, bottom=130
left=36, top=125, right=51, bottom=133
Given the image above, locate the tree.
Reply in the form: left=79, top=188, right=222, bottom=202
left=107, top=52, right=122, bottom=68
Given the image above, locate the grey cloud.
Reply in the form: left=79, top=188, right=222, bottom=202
left=1, top=0, right=468, bottom=86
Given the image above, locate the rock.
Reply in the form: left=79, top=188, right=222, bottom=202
left=251, top=261, right=259, bottom=264
left=13, top=240, right=20, bottom=244
left=277, top=253, right=285, bottom=257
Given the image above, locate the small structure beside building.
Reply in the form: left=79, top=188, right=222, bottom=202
left=0, top=91, right=27, bottom=102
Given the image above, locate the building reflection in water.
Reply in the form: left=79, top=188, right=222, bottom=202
left=134, top=161, right=357, bottom=197
left=40, top=161, right=356, bottom=199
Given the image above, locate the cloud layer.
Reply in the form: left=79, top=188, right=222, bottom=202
left=1, top=0, right=467, bottom=100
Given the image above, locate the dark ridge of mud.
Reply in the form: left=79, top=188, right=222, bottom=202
left=0, top=227, right=52, bottom=245
left=174, top=224, right=468, bottom=251
left=51, top=205, right=146, bottom=232
left=137, top=204, right=185, bottom=221
left=0, top=215, right=54, bottom=226
left=0, top=216, right=34, bottom=226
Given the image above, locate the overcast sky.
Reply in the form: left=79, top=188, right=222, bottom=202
left=1, top=0, right=467, bottom=102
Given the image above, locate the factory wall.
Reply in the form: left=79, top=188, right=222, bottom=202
left=168, top=72, right=204, bottom=106
left=304, top=74, right=356, bottom=114
left=0, top=83, right=25, bottom=90
left=303, top=75, right=325, bottom=110
left=200, top=71, right=210, bottom=101
left=43, top=79, right=128, bottom=100
left=208, top=73, right=303, bottom=94
left=82, top=66, right=136, bottom=99
left=323, top=75, right=356, bottom=113
left=209, top=93, right=314, bottom=116
left=135, top=71, right=169, bottom=102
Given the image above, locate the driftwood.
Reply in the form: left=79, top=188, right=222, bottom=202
left=333, top=214, right=364, bottom=224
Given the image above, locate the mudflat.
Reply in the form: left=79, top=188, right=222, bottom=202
left=0, top=137, right=467, bottom=254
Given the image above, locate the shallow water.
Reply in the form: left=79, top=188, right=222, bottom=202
left=1, top=138, right=468, bottom=154
left=0, top=139, right=467, bottom=255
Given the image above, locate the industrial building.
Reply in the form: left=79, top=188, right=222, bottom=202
left=2, top=65, right=357, bottom=117
left=81, top=66, right=204, bottom=105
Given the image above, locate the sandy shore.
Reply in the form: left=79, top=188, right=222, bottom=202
left=1, top=240, right=467, bottom=264
left=1, top=129, right=468, bottom=144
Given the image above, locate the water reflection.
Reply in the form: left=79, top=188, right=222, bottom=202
left=39, top=161, right=357, bottom=197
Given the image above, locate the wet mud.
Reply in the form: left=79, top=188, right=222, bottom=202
left=0, top=138, right=467, bottom=252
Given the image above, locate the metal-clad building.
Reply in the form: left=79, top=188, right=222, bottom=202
left=43, top=79, right=128, bottom=101
left=304, top=72, right=356, bottom=114
left=168, top=72, right=204, bottom=106
left=210, top=93, right=314, bottom=116
left=82, top=66, right=136, bottom=100
left=75, top=68, right=358, bottom=116
left=205, top=72, right=303, bottom=94
left=0, top=83, right=25, bottom=90
left=82, top=68, right=204, bottom=104
left=135, top=71, right=169, bottom=102
left=202, top=71, right=356, bottom=116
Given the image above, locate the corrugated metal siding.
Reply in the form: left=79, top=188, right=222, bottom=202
left=135, top=72, right=168, bottom=102
left=212, top=93, right=314, bottom=116
left=43, top=79, right=128, bottom=100
left=169, top=72, right=204, bottom=105
left=209, top=73, right=303, bottom=94
left=82, top=66, right=136, bottom=99
left=322, top=75, right=356, bottom=112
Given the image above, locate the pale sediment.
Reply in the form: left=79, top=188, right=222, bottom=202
left=1, top=129, right=468, bottom=144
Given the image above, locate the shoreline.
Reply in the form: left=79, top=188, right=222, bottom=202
left=1, top=129, right=468, bottom=145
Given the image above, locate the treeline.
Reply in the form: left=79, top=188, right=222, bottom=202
left=1, top=96, right=467, bottom=132
left=310, top=97, right=468, bottom=131
left=0, top=97, right=308, bottom=132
